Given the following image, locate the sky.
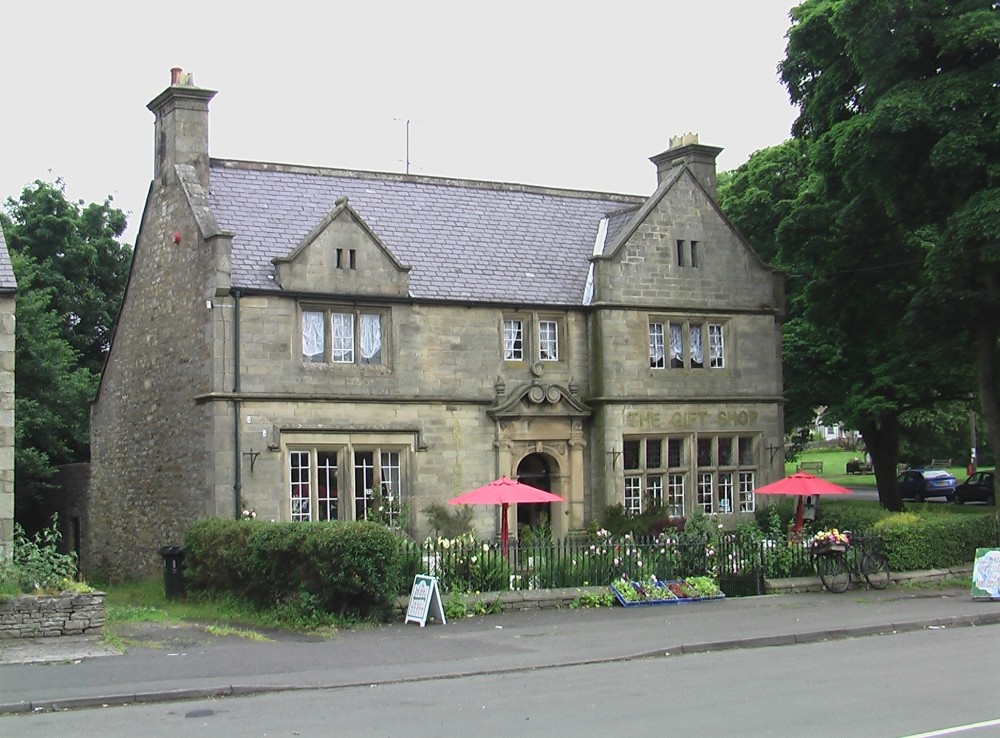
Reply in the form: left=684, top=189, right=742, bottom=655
left=2, top=1, right=799, bottom=244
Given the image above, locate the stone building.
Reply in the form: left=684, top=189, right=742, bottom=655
left=0, top=229, right=15, bottom=562
left=86, top=70, right=786, bottom=580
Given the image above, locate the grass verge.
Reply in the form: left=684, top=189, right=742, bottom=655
left=100, top=577, right=354, bottom=636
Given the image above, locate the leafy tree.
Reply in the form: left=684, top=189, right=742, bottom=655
left=2, top=180, right=131, bottom=375
left=777, top=0, right=1000, bottom=503
left=0, top=181, right=131, bottom=528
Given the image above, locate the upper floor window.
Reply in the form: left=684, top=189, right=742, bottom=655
left=502, top=313, right=564, bottom=363
left=538, top=320, right=559, bottom=361
left=676, top=239, right=700, bottom=268
left=302, top=307, right=385, bottom=365
left=650, top=318, right=725, bottom=370
left=504, top=319, right=524, bottom=361
left=649, top=322, right=665, bottom=368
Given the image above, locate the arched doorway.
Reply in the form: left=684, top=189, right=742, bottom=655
left=516, top=453, right=552, bottom=536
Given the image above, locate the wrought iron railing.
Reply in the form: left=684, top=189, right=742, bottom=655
left=400, top=534, right=714, bottom=595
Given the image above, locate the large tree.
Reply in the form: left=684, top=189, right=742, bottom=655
left=721, top=142, right=972, bottom=508
left=742, top=0, right=999, bottom=506
left=0, top=180, right=132, bottom=527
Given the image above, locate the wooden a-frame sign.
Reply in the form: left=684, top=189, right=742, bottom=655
left=405, top=574, right=447, bottom=627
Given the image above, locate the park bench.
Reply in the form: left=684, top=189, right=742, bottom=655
left=797, top=461, right=823, bottom=475
left=930, top=458, right=953, bottom=468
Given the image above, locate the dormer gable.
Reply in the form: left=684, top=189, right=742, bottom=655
left=588, top=163, right=782, bottom=313
left=273, top=197, right=411, bottom=297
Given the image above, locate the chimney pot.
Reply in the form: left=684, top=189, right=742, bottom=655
left=170, top=67, right=183, bottom=85
left=649, top=134, right=724, bottom=201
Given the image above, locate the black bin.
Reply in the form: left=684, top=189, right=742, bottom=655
left=159, top=545, right=186, bottom=600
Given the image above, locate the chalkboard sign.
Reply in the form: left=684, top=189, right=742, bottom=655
left=971, top=548, right=1000, bottom=601
left=405, top=575, right=446, bottom=627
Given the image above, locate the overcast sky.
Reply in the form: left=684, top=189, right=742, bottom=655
left=3, top=1, right=798, bottom=244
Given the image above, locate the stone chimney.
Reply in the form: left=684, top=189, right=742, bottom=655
left=146, top=68, right=217, bottom=189
left=649, top=133, right=724, bottom=201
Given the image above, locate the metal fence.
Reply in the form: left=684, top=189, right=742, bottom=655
left=399, top=532, right=876, bottom=598
left=399, top=535, right=717, bottom=595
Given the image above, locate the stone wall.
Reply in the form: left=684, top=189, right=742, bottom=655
left=0, top=294, right=14, bottom=562
left=0, top=592, right=105, bottom=639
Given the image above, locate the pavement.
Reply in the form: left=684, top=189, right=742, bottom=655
left=1, top=584, right=998, bottom=715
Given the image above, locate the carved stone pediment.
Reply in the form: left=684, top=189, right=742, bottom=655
left=487, top=380, right=591, bottom=419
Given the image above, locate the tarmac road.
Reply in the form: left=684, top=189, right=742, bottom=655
left=2, top=584, right=999, bottom=717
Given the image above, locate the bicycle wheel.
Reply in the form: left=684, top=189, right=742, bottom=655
left=861, top=552, right=890, bottom=590
left=817, top=553, right=851, bottom=593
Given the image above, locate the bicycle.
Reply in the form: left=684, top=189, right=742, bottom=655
left=812, top=532, right=890, bottom=593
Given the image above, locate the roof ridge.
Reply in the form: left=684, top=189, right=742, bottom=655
left=210, top=158, right=647, bottom=205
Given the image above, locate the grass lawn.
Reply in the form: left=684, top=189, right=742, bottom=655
left=786, top=448, right=976, bottom=488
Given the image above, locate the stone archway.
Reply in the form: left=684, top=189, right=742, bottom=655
left=488, top=378, right=591, bottom=539
left=515, top=453, right=553, bottom=536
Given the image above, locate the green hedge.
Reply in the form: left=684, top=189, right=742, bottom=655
left=818, top=505, right=998, bottom=571
left=872, top=514, right=999, bottom=572
left=183, top=518, right=403, bottom=620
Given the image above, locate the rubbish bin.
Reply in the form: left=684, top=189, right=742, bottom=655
left=159, top=545, right=186, bottom=600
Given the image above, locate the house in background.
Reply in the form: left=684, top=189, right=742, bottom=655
left=85, top=69, right=786, bottom=580
left=0, top=229, right=15, bottom=561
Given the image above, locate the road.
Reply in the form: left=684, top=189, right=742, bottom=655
left=7, top=626, right=999, bottom=737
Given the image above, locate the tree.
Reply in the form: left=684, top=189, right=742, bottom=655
left=2, top=180, right=131, bottom=375
left=754, top=0, right=998, bottom=507
left=0, top=181, right=132, bottom=528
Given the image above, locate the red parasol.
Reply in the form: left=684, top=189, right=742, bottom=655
left=752, top=473, right=851, bottom=533
left=448, top=477, right=565, bottom=556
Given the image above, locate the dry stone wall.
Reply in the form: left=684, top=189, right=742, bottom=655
left=0, top=592, right=105, bottom=639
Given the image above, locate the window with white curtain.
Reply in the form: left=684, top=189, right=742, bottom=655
left=538, top=319, right=559, bottom=361
left=503, top=319, right=524, bottom=361
left=649, top=322, right=665, bottom=369
left=301, top=306, right=386, bottom=366
left=500, top=312, right=565, bottom=363
left=656, top=318, right=727, bottom=370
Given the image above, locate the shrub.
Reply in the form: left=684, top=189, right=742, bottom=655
left=184, top=518, right=403, bottom=621
left=873, top=513, right=998, bottom=572
left=0, top=515, right=79, bottom=594
left=422, top=503, right=474, bottom=539
left=816, top=503, right=888, bottom=534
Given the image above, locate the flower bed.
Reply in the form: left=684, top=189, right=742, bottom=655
left=610, top=576, right=725, bottom=607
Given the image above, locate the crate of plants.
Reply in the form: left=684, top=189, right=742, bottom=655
left=810, top=529, right=850, bottom=556
left=610, top=575, right=725, bottom=607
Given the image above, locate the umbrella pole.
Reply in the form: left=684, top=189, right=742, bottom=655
left=501, top=502, right=509, bottom=558
left=795, top=496, right=804, bottom=534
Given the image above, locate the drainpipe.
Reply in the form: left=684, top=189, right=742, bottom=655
left=231, top=289, right=242, bottom=519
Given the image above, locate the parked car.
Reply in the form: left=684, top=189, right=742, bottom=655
left=896, top=468, right=958, bottom=502
left=953, top=470, right=996, bottom=505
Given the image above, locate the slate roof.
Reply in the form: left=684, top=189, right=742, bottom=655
left=208, top=161, right=646, bottom=305
left=0, top=227, right=17, bottom=292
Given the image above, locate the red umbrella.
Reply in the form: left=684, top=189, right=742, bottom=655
left=752, top=473, right=851, bottom=534
left=448, top=477, right=565, bottom=556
